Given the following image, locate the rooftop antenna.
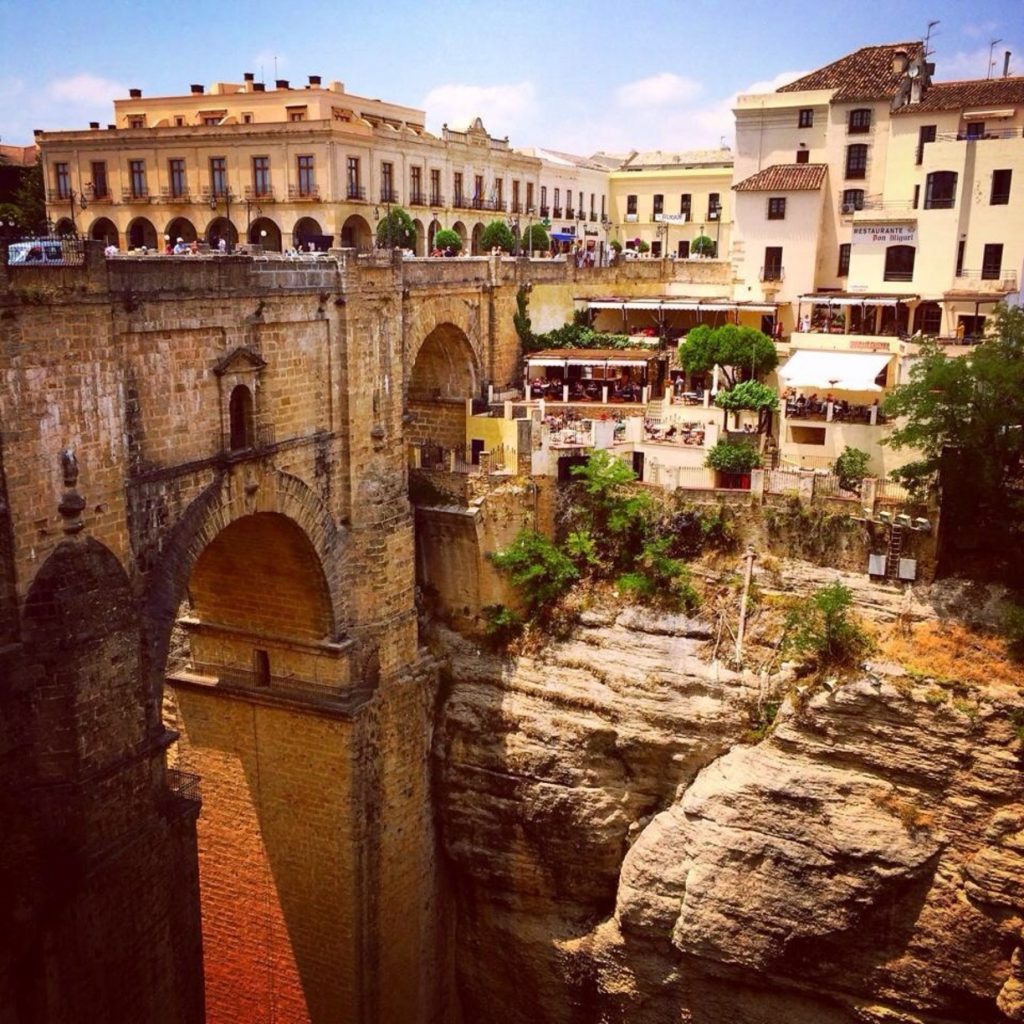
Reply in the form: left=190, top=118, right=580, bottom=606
left=923, top=20, right=939, bottom=61
left=987, top=38, right=1003, bottom=79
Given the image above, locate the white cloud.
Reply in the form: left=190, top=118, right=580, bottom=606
left=937, top=44, right=1019, bottom=80
left=963, top=20, right=997, bottom=39
left=422, top=81, right=536, bottom=134
left=47, top=74, right=126, bottom=107
left=615, top=72, right=703, bottom=109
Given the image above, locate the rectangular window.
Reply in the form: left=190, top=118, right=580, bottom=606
left=347, top=156, right=361, bottom=199
left=767, top=197, right=786, bottom=220
left=578, top=191, right=584, bottom=216
left=924, top=171, right=957, bottom=209
left=252, top=156, right=270, bottom=196
left=203, top=116, right=220, bottom=126
left=495, top=178, right=503, bottom=208
left=453, top=172, right=463, bottom=205
left=55, top=162, right=70, bottom=199
left=708, top=193, right=721, bottom=219
left=241, top=113, right=253, bottom=124
left=209, top=157, right=227, bottom=196
left=589, top=192, right=595, bottom=217
left=798, top=108, right=813, bottom=128
left=845, top=145, right=867, bottom=179
left=381, top=161, right=395, bottom=202
left=565, top=192, right=574, bottom=217
left=796, top=149, right=809, bottom=163
left=511, top=179, right=520, bottom=212
left=965, top=121, right=985, bottom=140
left=601, top=194, right=606, bottom=218
left=168, top=158, right=186, bottom=198
left=837, top=243, right=851, bottom=276
left=956, top=239, right=965, bottom=277
left=913, top=184, right=920, bottom=209
left=474, top=174, right=484, bottom=204
left=626, top=194, right=637, bottom=216
left=526, top=182, right=534, bottom=212
left=916, top=124, right=936, bottom=164
left=848, top=108, right=872, bottom=133
left=129, top=159, right=147, bottom=198
left=410, top=165, right=423, bottom=204
left=540, top=184, right=548, bottom=214
left=991, top=169, right=1012, bottom=205
left=981, top=243, right=1003, bottom=280
left=297, top=154, right=315, bottom=195
left=431, top=168, right=442, bottom=205
left=129, top=116, right=145, bottom=129
left=90, top=161, right=108, bottom=199
left=553, top=187, right=561, bottom=214
left=289, top=110, right=306, bottom=122
left=841, top=188, right=864, bottom=213
left=653, top=193, right=664, bottom=217
left=763, top=246, right=783, bottom=281
left=680, top=193, right=691, bottom=218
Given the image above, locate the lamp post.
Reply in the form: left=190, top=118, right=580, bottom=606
left=67, top=188, right=88, bottom=236
left=209, top=189, right=234, bottom=252
left=507, top=214, right=520, bottom=257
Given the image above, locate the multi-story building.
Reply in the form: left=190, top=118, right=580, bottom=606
left=38, top=74, right=542, bottom=254
left=607, top=149, right=734, bottom=259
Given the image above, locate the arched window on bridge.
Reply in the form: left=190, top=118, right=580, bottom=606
left=229, top=384, right=254, bottom=450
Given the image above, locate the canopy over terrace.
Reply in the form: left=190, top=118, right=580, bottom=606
left=579, top=296, right=779, bottom=342
left=778, top=349, right=892, bottom=392
left=797, top=292, right=919, bottom=336
left=525, top=347, right=666, bottom=402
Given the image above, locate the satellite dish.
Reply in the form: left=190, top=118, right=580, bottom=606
left=907, top=65, right=920, bottom=78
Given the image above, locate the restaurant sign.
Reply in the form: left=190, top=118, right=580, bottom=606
left=852, top=224, right=916, bottom=246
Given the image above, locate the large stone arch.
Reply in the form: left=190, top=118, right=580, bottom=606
left=143, top=465, right=346, bottom=699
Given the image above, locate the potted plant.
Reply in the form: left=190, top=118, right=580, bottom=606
left=705, top=439, right=761, bottom=489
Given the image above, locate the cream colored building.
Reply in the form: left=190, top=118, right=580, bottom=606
left=731, top=42, right=1024, bottom=470
left=39, top=74, right=543, bottom=254
left=606, top=149, right=734, bottom=260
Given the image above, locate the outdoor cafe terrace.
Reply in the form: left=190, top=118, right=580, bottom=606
left=525, top=348, right=663, bottom=404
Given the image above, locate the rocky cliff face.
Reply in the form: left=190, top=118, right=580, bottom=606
left=434, top=572, right=1024, bottom=1023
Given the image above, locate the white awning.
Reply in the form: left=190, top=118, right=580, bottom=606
left=798, top=294, right=916, bottom=307
left=565, top=358, right=650, bottom=367
left=526, top=358, right=568, bottom=368
left=778, top=350, right=892, bottom=392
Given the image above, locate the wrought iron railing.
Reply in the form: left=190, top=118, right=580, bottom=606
left=3, top=235, right=85, bottom=267
left=379, top=188, right=399, bottom=203
left=347, top=184, right=366, bottom=200
left=288, top=184, right=320, bottom=200
left=165, top=768, right=202, bottom=805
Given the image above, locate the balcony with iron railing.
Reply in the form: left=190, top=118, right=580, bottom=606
left=590, top=212, right=598, bottom=222
left=955, top=267, right=1018, bottom=290
left=347, top=184, right=366, bottom=201
left=510, top=201, right=522, bottom=214
left=409, top=190, right=427, bottom=206
left=379, top=188, right=399, bottom=204
left=244, top=185, right=275, bottom=201
left=526, top=204, right=536, bottom=215
left=552, top=206, right=562, bottom=218
left=158, top=187, right=192, bottom=203
left=429, top=192, right=444, bottom=208
left=88, top=185, right=112, bottom=203
left=121, top=186, right=150, bottom=201
left=165, top=768, right=202, bottom=807
left=288, top=183, right=320, bottom=201
left=47, top=189, right=72, bottom=203
left=938, top=126, right=1024, bottom=143
left=565, top=206, right=575, bottom=219
left=540, top=204, right=550, bottom=217
left=760, top=265, right=785, bottom=282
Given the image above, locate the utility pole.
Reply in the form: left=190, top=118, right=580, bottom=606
left=735, top=545, right=756, bottom=666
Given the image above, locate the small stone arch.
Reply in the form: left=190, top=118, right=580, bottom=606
left=166, top=217, right=197, bottom=243
left=406, top=321, right=481, bottom=446
left=293, top=216, right=325, bottom=250
left=471, top=222, right=485, bottom=255
left=205, top=216, right=238, bottom=248
left=427, top=219, right=441, bottom=251
left=53, top=217, right=75, bottom=237
left=340, top=214, right=372, bottom=251
left=127, top=216, right=158, bottom=250
left=89, top=217, right=119, bottom=246
left=143, top=467, right=347, bottom=699
left=228, top=384, right=254, bottom=449
left=248, top=216, right=282, bottom=251
left=411, top=218, right=425, bottom=256
left=451, top=220, right=468, bottom=250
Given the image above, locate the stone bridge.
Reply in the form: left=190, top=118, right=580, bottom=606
left=0, top=242, right=684, bottom=1023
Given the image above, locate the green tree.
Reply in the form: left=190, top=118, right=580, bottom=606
left=714, top=379, right=779, bottom=432
left=609, top=239, right=623, bottom=253
left=521, top=223, right=550, bottom=253
left=433, top=227, right=462, bottom=253
left=513, top=285, right=534, bottom=349
left=834, top=446, right=871, bottom=495
left=785, top=582, right=872, bottom=668
left=491, top=530, right=578, bottom=615
left=11, top=156, right=45, bottom=233
left=636, top=239, right=650, bottom=254
left=691, top=234, right=715, bottom=256
left=375, top=206, right=416, bottom=249
left=617, top=536, right=700, bottom=611
left=705, top=440, right=762, bottom=474
left=678, top=324, right=778, bottom=389
left=480, top=220, right=516, bottom=253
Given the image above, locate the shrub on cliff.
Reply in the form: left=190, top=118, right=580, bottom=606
left=491, top=530, right=578, bottom=615
left=784, top=581, right=872, bottom=668
left=617, top=537, right=699, bottom=611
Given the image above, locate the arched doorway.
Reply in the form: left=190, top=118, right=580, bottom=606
left=89, top=217, right=118, bottom=246
left=168, top=510, right=343, bottom=1024
left=407, top=322, right=480, bottom=446
left=53, top=217, right=75, bottom=237
left=340, top=214, right=372, bottom=251
left=228, top=385, right=254, bottom=449
left=427, top=219, right=441, bottom=252
left=248, top=216, right=282, bottom=251
left=127, top=216, right=158, bottom=250
left=166, top=217, right=197, bottom=243
left=293, top=216, right=326, bottom=251
left=205, top=216, right=238, bottom=249
left=411, top=218, right=425, bottom=256
left=451, top=221, right=468, bottom=251
left=471, top=222, right=485, bottom=255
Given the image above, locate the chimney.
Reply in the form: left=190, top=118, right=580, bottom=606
left=107, top=124, right=116, bottom=130
left=275, top=79, right=289, bottom=89
left=253, top=82, right=266, bottom=92
left=33, top=128, right=43, bottom=137
left=892, top=48, right=909, bottom=74
left=308, top=74, right=321, bottom=87
left=244, top=71, right=255, bottom=81
left=1004, top=51, right=1012, bottom=78
left=89, top=121, right=100, bottom=130
left=190, top=83, right=204, bottom=94
left=129, top=88, right=142, bottom=98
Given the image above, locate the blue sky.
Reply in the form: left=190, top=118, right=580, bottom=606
left=1, top=0, right=1021, bottom=152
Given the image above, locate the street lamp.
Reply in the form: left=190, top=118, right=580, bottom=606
left=209, top=189, right=234, bottom=252
left=68, top=188, right=88, bottom=236
left=506, top=215, right=520, bottom=257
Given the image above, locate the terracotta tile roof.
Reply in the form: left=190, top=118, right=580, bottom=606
left=894, top=76, right=1024, bottom=112
left=733, top=164, right=828, bottom=192
left=778, top=42, right=924, bottom=100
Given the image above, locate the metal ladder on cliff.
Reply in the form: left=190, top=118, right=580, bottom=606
left=885, top=523, right=905, bottom=579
